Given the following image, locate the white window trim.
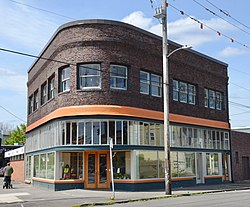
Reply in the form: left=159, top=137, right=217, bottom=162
left=140, top=71, right=150, bottom=95
left=151, top=74, right=162, bottom=97
left=79, top=64, right=101, bottom=89
left=61, top=68, right=70, bottom=92
left=110, top=65, right=128, bottom=90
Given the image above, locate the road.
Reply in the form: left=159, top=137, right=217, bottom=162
left=107, top=190, right=250, bottom=207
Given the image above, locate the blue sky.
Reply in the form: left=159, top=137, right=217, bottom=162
left=0, top=0, right=250, bottom=128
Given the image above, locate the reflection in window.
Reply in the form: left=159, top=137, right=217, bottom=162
left=206, top=153, right=219, bottom=175
left=59, top=67, right=70, bottom=92
left=113, top=152, right=131, bottom=179
left=140, top=71, right=150, bottom=94
left=93, top=122, right=100, bottom=144
left=78, top=64, right=101, bottom=89
left=116, top=121, right=122, bottom=144
left=171, top=152, right=195, bottom=177
left=85, top=122, right=92, bottom=144
left=78, top=122, right=84, bottom=145
left=101, top=121, right=108, bottom=144
left=110, top=65, right=127, bottom=90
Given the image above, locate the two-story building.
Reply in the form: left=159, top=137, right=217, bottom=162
left=25, top=19, right=231, bottom=191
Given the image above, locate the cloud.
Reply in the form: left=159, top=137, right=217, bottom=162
left=122, top=11, right=153, bottom=30
left=122, top=11, right=235, bottom=48
left=219, top=47, right=248, bottom=57
left=0, top=67, right=27, bottom=94
left=0, top=0, right=58, bottom=51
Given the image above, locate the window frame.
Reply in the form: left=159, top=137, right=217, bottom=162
left=78, top=63, right=101, bottom=89
left=140, top=71, right=150, bottom=95
left=151, top=74, right=162, bottom=97
left=33, top=90, right=39, bottom=111
left=41, top=82, right=47, bottom=106
left=173, top=80, right=196, bottom=105
left=204, top=88, right=223, bottom=110
left=110, top=64, right=128, bottom=90
left=48, top=74, right=55, bottom=100
left=28, top=95, right=33, bottom=115
left=59, top=67, right=70, bottom=93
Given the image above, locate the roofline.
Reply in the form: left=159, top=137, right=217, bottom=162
left=28, top=19, right=228, bottom=73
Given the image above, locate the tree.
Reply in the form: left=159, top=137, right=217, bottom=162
left=4, top=124, right=26, bottom=145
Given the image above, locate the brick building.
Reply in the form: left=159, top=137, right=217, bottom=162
left=231, top=130, right=250, bottom=181
left=25, top=19, right=231, bottom=191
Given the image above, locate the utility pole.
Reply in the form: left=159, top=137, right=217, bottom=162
left=154, top=0, right=171, bottom=195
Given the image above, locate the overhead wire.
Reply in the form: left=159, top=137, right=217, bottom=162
left=0, top=104, right=26, bottom=123
left=205, top=0, right=250, bottom=31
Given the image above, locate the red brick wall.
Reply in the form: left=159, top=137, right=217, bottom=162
left=231, top=131, right=250, bottom=181
left=10, top=160, right=24, bottom=182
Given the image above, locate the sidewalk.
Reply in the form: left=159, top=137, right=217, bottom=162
left=1, top=179, right=250, bottom=206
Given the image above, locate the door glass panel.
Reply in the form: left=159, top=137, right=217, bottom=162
left=88, top=154, right=95, bottom=184
left=99, top=154, right=107, bottom=184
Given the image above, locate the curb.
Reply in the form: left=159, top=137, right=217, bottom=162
left=79, top=187, right=250, bottom=207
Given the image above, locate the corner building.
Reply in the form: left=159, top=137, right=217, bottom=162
left=25, top=20, right=231, bottom=191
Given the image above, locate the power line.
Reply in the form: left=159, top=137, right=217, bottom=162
left=230, top=82, right=250, bottom=92
left=205, top=0, right=250, bottom=31
left=0, top=104, right=26, bottom=123
left=7, top=0, right=76, bottom=21
left=168, top=3, right=250, bottom=50
left=192, top=0, right=250, bottom=36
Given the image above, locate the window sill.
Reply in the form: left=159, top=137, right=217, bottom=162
left=58, top=90, right=70, bottom=96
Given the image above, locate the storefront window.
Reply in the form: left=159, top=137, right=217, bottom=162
left=47, top=152, right=55, bottom=179
left=25, top=156, right=32, bottom=180
left=40, top=154, right=46, bottom=178
left=34, top=155, right=39, bottom=177
left=113, top=151, right=131, bottom=179
left=171, top=152, right=195, bottom=177
left=206, top=153, right=219, bottom=175
left=61, top=152, right=83, bottom=179
left=136, top=151, right=158, bottom=179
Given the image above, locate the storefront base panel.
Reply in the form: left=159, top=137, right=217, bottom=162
left=32, top=180, right=84, bottom=191
left=205, top=178, right=223, bottom=185
left=172, top=179, right=196, bottom=188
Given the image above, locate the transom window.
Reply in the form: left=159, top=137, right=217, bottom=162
left=173, top=80, right=196, bottom=105
left=204, top=88, right=223, bottom=110
left=140, top=71, right=162, bottom=97
left=78, top=64, right=101, bottom=89
left=48, top=75, right=55, bottom=100
left=59, top=67, right=70, bottom=92
left=110, top=65, right=127, bottom=90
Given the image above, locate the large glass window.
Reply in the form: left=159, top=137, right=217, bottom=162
left=47, top=153, right=55, bottom=179
left=61, top=152, right=83, bottom=180
left=59, top=67, right=70, bottom=92
left=171, top=152, right=195, bottom=177
left=173, top=80, right=196, bottom=105
left=78, top=122, right=84, bottom=145
left=78, top=64, right=101, bottom=89
left=140, top=71, right=150, bottom=94
left=110, top=65, right=127, bottom=90
left=40, top=154, right=46, bottom=178
left=34, top=155, right=39, bottom=177
left=113, top=152, right=131, bottom=179
left=206, top=153, right=219, bottom=175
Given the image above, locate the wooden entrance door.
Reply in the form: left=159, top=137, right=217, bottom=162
left=85, top=151, right=110, bottom=189
left=242, top=156, right=250, bottom=180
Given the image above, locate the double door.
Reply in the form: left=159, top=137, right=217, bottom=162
left=85, top=151, right=110, bottom=189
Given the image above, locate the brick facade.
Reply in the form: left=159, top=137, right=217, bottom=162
left=27, top=19, right=229, bottom=126
left=231, top=131, right=250, bottom=181
left=10, top=160, right=24, bottom=182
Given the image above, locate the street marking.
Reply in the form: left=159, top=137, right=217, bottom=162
left=0, top=192, right=30, bottom=203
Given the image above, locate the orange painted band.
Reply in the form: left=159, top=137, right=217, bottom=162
left=32, top=177, right=84, bottom=184
left=114, top=179, right=165, bottom=184
left=171, top=177, right=195, bottom=181
left=204, top=176, right=223, bottom=179
left=26, top=105, right=230, bottom=132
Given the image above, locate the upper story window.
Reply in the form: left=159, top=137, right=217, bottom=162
left=204, top=88, right=223, bottom=110
left=140, top=71, right=150, bottom=94
left=140, top=71, right=162, bottom=97
left=173, top=80, right=196, bottom=105
left=33, top=90, right=38, bottom=111
left=41, top=82, right=47, bottom=105
left=59, top=67, right=70, bottom=92
left=110, top=65, right=127, bottom=90
left=151, top=74, right=162, bottom=97
left=48, top=74, right=55, bottom=100
left=78, top=64, right=101, bottom=89
left=28, top=95, right=33, bottom=115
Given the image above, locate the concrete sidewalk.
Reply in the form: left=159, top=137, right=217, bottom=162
left=1, top=179, right=250, bottom=207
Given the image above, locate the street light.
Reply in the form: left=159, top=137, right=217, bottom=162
left=154, top=0, right=192, bottom=195
left=167, top=45, right=192, bottom=58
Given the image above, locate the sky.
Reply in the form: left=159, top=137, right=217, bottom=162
left=0, top=0, right=250, bottom=129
